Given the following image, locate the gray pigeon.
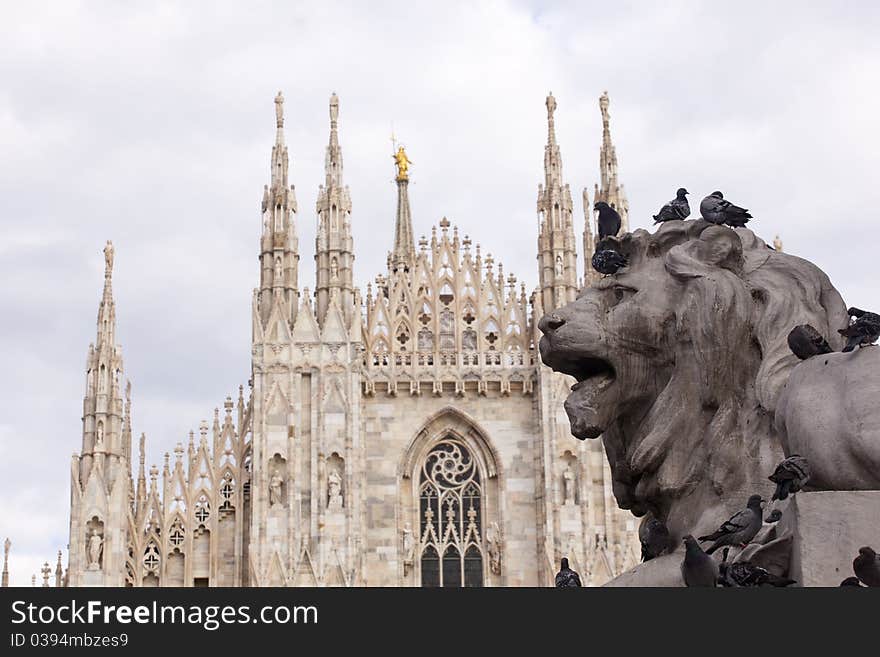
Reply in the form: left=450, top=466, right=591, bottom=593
left=768, top=455, right=811, bottom=501
left=787, top=324, right=832, bottom=360
left=594, top=201, right=621, bottom=239
left=699, top=191, right=752, bottom=227
left=591, top=249, right=628, bottom=276
left=718, top=560, right=796, bottom=587
left=653, top=188, right=690, bottom=223
left=639, top=517, right=671, bottom=562
left=698, top=494, right=764, bottom=554
left=853, top=546, right=880, bottom=587
left=555, top=557, right=582, bottom=588
left=681, top=535, right=718, bottom=587
left=764, top=509, right=783, bottom=523
left=840, top=576, right=864, bottom=587
left=839, top=307, right=880, bottom=352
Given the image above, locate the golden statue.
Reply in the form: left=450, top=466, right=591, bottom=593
left=393, top=145, right=412, bottom=181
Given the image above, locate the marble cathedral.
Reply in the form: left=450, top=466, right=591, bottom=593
left=65, top=90, right=639, bottom=588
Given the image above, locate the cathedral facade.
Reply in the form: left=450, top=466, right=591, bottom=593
left=66, top=91, right=638, bottom=588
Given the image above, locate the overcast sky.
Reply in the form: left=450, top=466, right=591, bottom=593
left=1, top=1, right=878, bottom=585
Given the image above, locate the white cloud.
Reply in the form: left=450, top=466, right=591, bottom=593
left=1, top=0, right=878, bottom=585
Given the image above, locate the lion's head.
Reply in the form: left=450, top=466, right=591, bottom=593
left=539, top=220, right=847, bottom=534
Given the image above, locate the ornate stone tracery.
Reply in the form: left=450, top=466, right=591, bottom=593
left=418, top=439, right=484, bottom=587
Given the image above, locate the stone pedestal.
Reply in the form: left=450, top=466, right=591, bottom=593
left=781, top=491, right=880, bottom=587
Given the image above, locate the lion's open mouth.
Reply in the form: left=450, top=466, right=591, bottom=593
left=563, top=356, right=619, bottom=440
left=568, top=357, right=615, bottom=391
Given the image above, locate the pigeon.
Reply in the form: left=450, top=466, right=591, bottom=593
left=653, top=188, right=691, bottom=223
left=718, top=560, right=796, bottom=587
left=764, top=509, right=783, bottom=523
left=555, top=557, right=582, bottom=588
left=594, top=201, right=622, bottom=239
left=853, top=546, right=880, bottom=587
left=787, top=324, right=832, bottom=360
left=699, top=191, right=753, bottom=227
left=768, top=455, right=811, bottom=501
left=839, top=307, right=880, bottom=352
left=681, top=535, right=718, bottom=587
left=639, top=517, right=672, bottom=562
left=840, top=576, right=864, bottom=587
left=698, top=495, right=764, bottom=555
left=591, top=249, right=628, bottom=276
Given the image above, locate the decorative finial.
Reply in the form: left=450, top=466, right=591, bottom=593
left=274, top=91, right=284, bottom=128
left=393, top=145, right=412, bottom=181
left=103, top=241, right=114, bottom=279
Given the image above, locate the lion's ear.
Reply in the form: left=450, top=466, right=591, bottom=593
left=666, top=226, right=744, bottom=280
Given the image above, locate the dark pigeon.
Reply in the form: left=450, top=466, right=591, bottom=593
left=699, top=191, right=753, bottom=227
left=853, top=546, right=880, bottom=587
left=840, top=576, right=864, bottom=587
left=681, top=535, right=718, bottom=587
left=555, top=557, right=582, bottom=588
left=639, top=517, right=671, bottom=562
left=718, top=560, right=796, bottom=587
left=769, top=455, right=811, bottom=501
left=653, top=188, right=691, bottom=223
left=839, top=307, right=880, bottom=352
left=594, top=201, right=621, bottom=239
left=787, top=324, right=832, bottom=360
left=591, top=249, right=628, bottom=276
left=698, top=494, right=763, bottom=554
left=764, top=509, right=783, bottom=523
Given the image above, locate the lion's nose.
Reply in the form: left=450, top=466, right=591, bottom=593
left=539, top=313, right=566, bottom=334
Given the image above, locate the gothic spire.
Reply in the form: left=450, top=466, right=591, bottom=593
left=316, top=93, right=354, bottom=324
left=326, top=93, right=342, bottom=187
left=96, top=241, right=116, bottom=349
left=259, top=91, right=300, bottom=326
left=543, top=92, right=563, bottom=187
left=2, top=538, right=9, bottom=587
left=391, top=144, right=415, bottom=273
left=594, top=91, right=629, bottom=232
left=536, top=93, right=576, bottom=312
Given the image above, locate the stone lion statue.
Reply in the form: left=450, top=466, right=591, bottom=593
left=539, top=219, right=880, bottom=584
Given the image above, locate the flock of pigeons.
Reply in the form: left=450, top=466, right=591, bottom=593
left=554, top=454, right=880, bottom=587
left=788, top=308, right=880, bottom=358
left=592, top=193, right=880, bottom=351
left=590, top=189, right=753, bottom=276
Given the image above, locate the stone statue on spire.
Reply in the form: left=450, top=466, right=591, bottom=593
left=275, top=91, right=284, bottom=128
left=546, top=92, right=557, bottom=118
left=103, top=241, right=114, bottom=278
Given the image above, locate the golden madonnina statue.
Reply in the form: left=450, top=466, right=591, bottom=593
left=393, top=145, right=412, bottom=181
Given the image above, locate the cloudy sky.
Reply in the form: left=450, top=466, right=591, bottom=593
left=1, top=0, right=878, bottom=585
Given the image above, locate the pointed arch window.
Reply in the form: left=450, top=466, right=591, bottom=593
left=419, top=439, right=484, bottom=587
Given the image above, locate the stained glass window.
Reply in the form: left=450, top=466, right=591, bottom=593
left=419, top=439, right=484, bottom=587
